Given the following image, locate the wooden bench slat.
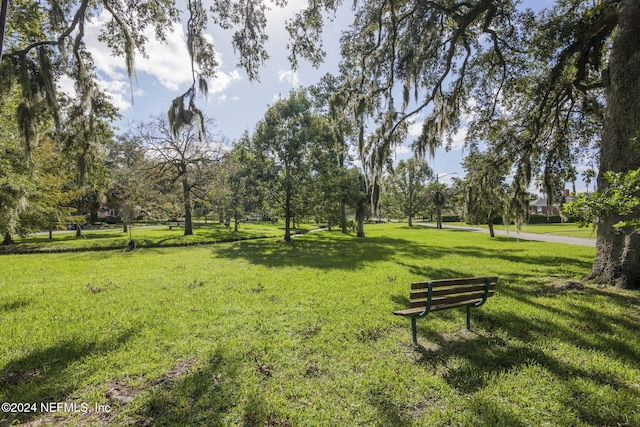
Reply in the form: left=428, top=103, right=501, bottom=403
left=411, top=276, right=497, bottom=289
left=410, top=283, right=496, bottom=299
left=432, top=291, right=492, bottom=306
left=396, top=297, right=492, bottom=315
left=395, top=295, right=492, bottom=315
left=409, top=290, right=494, bottom=308
left=396, top=276, right=498, bottom=344
left=429, top=299, right=484, bottom=312
left=393, top=307, right=427, bottom=316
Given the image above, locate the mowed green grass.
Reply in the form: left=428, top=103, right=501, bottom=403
left=1, top=224, right=639, bottom=426
left=516, top=223, right=597, bottom=238
left=4, top=222, right=314, bottom=253
left=446, top=222, right=597, bottom=238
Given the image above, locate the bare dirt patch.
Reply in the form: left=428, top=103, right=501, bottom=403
left=541, top=280, right=585, bottom=294
left=10, top=359, right=199, bottom=427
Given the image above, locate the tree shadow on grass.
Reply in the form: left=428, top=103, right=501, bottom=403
left=0, top=328, right=139, bottom=424
left=366, top=386, right=414, bottom=427
left=394, top=262, right=468, bottom=279
left=133, top=347, right=286, bottom=427
left=443, top=243, right=593, bottom=271
left=211, top=232, right=450, bottom=271
left=0, top=297, right=32, bottom=312
left=211, top=230, right=592, bottom=275
left=387, top=247, right=639, bottom=425
left=408, top=306, right=640, bottom=426
left=493, top=284, right=640, bottom=367
left=134, top=348, right=240, bottom=426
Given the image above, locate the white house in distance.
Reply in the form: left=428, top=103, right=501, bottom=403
left=529, top=189, right=574, bottom=216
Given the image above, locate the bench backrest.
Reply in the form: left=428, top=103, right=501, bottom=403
left=410, top=276, right=497, bottom=312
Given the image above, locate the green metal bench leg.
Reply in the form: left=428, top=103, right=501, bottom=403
left=411, top=317, right=418, bottom=344
left=466, top=306, right=471, bottom=330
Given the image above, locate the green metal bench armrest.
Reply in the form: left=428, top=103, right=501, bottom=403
left=472, top=277, right=492, bottom=308
left=415, top=281, right=433, bottom=318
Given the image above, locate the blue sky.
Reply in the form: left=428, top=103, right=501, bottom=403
left=79, top=0, right=592, bottom=193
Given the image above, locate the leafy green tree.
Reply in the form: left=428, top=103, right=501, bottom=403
left=305, top=114, right=349, bottom=230
left=0, top=98, right=29, bottom=245
left=19, top=136, right=84, bottom=240
left=287, top=0, right=640, bottom=287
left=204, top=151, right=235, bottom=226
left=55, top=98, right=115, bottom=237
left=461, top=150, right=511, bottom=238
left=425, top=181, right=449, bottom=230
left=582, top=168, right=596, bottom=195
left=309, top=73, right=358, bottom=233
left=216, top=138, right=265, bottom=231
left=249, top=90, right=317, bottom=242
left=0, top=86, right=93, bottom=242
left=104, top=134, right=148, bottom=232
left=345, top=168, right=370, bottom=238
left=385, top=158, right=433, bottom=226
left=1, top=2, right=120, bottom=240
left=135, top=116, right=222, bottom=236
left=566, top=167, right=640, bottom=230
left=448, top=177, right=470, bottom=221
left=225, top=151, right=258, bottom=231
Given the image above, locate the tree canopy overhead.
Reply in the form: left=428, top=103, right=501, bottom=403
left=0, top=0, right=299, bottom=153
left=286, top=0, right=638, bottom=287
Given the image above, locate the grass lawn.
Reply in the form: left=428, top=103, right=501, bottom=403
left=1, top=224, right=639, bottom=426
left=2, top=222, right=316, bottom=254
left=444, top=222, right=597, bottom=239
left=516, top=223, right=597, bottom=238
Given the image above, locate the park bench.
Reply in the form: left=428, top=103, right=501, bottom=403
left=394, top=276, right=497, bottom=344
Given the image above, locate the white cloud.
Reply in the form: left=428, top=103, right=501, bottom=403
left=393, top=143, right=412, bottom=157
left=85, top=11, right=192, bottom=91
left=209, top=70, right=242, bottom=94
left=449, top=127, right=467, bottom=151
left=278, top=69, right=299, bottom=86
left=97, top=78, right=146, bottom=111
left=407, top=118, right=423, bottom=138
left=83, top=11, right=241, bottom=97
left=57, top=72, right=135, bottom=111
left=56, top=74, right=76, bottom=98
left=462, top=97, right=478, bottom=123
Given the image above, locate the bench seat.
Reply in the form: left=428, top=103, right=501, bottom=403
left=394, top=276, right=497, bottom=344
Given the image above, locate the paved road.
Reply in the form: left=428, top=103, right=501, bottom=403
left=415, top=222, right=596, bottom=247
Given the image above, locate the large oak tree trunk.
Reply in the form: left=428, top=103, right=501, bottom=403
left=356, top=198, right=366, bottom=238
left=284, top=192, right=292, bottom=242
left=234, top=209, right=239, bottom=232
left=2, top=232, right=14, bottom=245
left=340, top=199, right=348, bottom=234
left=589, top=0, right=640, bottom=288
left=182, top=178, right=193, bottom=236
left=487, top=215, right=495, bottom=238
